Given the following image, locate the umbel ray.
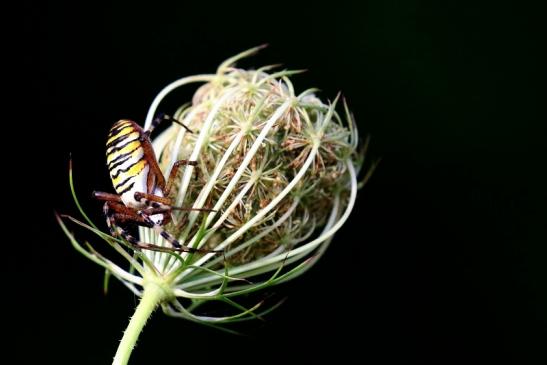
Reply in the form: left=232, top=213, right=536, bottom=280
left=92, top=113, right=220, bottom=254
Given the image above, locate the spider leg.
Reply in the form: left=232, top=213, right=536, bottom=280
left=134, top=191, right=171, bottom=206
left=134, top=191, right=214, bottom=212
left=93, top=191, right=122, bottom=202
left=146, top=113, right=193, bottom=136
left=142, top=115, right=195, bottom=194
left=165, top=159, right=198, bottom=196
left=137, top=210, right=222, bottom=254
left=103, top=201, right=144, bottom=237
left=102, top=201, right=211, bottom=254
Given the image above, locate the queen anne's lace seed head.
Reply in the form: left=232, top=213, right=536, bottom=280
left=61, top=46, right=371, bottom=325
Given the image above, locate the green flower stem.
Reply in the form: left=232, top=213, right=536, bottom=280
left=113, top=281, right=170, bottom=365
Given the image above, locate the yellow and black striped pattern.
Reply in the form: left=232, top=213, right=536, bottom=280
left=106, top=120, right=147, bottom=197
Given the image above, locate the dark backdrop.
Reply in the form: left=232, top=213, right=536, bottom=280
left=22, top=1, right=546, bottom=364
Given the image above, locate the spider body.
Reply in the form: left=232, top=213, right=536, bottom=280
left=93, top=114, right=216, bottom=254
left=106, top=119, right=165, bottom=224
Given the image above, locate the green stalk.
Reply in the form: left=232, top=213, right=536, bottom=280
left=113, top=281, right=170, bottom=365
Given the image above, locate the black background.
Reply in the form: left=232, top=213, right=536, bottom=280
left=21, top=1, right=546, bottom=364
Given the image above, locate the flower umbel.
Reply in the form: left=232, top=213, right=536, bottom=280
left=59, top=46, right=375, bottom=364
